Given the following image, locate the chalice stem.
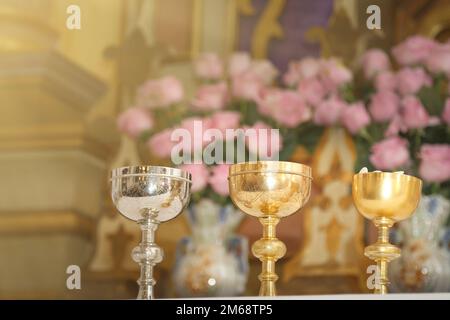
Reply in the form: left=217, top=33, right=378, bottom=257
left=374, top=260, right=388, bottom=294
left=253, top=216, right=286, bottom=297
left=260, top=260, right=277, bottom=296
left=375, top=225, right=389, bottom=294
left=368, top=220, right=397, bottom=294
left=134, top=209, right=163, bottom=300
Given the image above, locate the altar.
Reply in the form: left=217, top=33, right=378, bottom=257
left=0, top=0, right=449, bottom=300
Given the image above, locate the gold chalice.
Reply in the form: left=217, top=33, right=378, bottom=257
left=352, top=172, right=422, bottom=294
left=228, top=161, right=312, bottom=296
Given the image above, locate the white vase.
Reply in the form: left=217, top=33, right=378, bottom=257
left=390, top=195, right=450, bottom=292
left=173, top=199, right=248, bottom=297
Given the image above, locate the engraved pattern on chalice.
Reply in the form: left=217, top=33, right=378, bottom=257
left=352, top=171, right=422, bottom=294
left=229, top=161, right=312, bottom=296
left=111, top=166, right=191, bottom=299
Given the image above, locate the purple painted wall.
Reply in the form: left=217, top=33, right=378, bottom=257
left=237, top=0, right=333, bottom=72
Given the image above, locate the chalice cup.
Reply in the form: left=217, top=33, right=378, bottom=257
left=111, top=166, right=191, bottom=299
left=228, top=161, right=312, bottom=296
left=352, top=172, right=421, bottom=294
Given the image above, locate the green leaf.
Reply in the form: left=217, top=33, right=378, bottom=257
left=417, top=86, right=444, bottom=116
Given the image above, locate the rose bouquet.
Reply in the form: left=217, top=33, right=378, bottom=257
left=350, top=35, right=450, bottom=199
left=117, top=51, right=364, bottom=204
left=117, top=52, right=286, bottom=205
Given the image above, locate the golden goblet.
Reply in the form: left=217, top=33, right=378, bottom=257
left=352, top=171, right=422, bottom=294
left=228, top=161, right=312, bottom=296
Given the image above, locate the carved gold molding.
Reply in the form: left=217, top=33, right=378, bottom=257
left=251, top=0, right=286, bottom=59
left=283, top=128, right=365, bottom=287
left=0, top=210, right=96, bottom=239
left=0, top=123, right=117, bottom=161
left=0, top=51, right=107, bottom=111
left=395, top=0, right=450, bottom=42
left=191, top=0, right=203, bottom=58
left=306, top=6, right=382, bottom=67
left=0, top=7, right=58, bottom=52
left=226, top=0, right=286, bottom=58
left=226, top=0, right=254, bottom=54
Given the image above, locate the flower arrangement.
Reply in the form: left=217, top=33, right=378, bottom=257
left=117, top=35, right=450, bottom=204
left=350, top=35, right=450, bottom=198
left=117, top=51, right=356, bottom=205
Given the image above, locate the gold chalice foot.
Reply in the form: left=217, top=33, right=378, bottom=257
left=229, top=161, right=312, bottom=296
left=352, top=172, right=422, bottom=294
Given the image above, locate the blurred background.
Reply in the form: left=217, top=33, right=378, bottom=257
left=0, top=0, right=449, bottom=299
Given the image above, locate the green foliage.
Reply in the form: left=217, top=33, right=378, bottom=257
left=354, top=135, right=374, bottom=172
left=417, top=86, right=444, bottom=116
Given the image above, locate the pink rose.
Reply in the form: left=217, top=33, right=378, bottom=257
left=283, top=57, right=320, bottom=86
left=297, top=57, right=321, bottom=79
left=419, top=144, right=450, bottom=183
left=369, top=90, right=400, bottom=122
left=283, top=61, right=302, bottom=87
left=249, top=60, right=278, bottom=84
left=180, top=163, right=209, bottom=192
left=297, top=77, right=326, bottom=107
left=179, top=117, right=212, bottom=152
left=117, top=107, right=154, bottom=138
left=257, top=87, right=281, bottom=117
left=258, top=89, right=311, bottom=127
left=428, top=116, right=441, bottom=126
left=396, top=67, right=432, bottom=96
left=272, top=91, right=311, bottom=128
left=340, top=102, right=370, bottom=134
left=209, top=164, right=231, bottom=196
left=369, top=136, right=410, bottom=170
left=426, top=43, right=450, bottom=75
left=360, top=49, right=391, bottom=79
left=244, top=121, right=283, bottom=159
left=314, top=95, right=347, bottom=125
left=442, top=98, right=450, bottom=125
left=209, top=111, right=241, bottom=137
left=256, top=88, right=275, bottom=116
left=148, top=128, right=175, bottom=159
left=374, top=71, right=397, bottom=92
left=232, top=72, right=264, bottom=101
left=392, top=35, right=437, bottom=66
left=194, top=53, right=223, bottom=80
left=191, top=82, right=228, bottom=110
left=385, top=115, right=406, bottom=137
left=180, top=117, right=212, bottom=134
left=320, top=58, right=352, bottom=91
left=137, top=76, right=184, bottom=108
left=228, top=52, right=251, bottom=77
left=401, top=96, right=429, bottom=129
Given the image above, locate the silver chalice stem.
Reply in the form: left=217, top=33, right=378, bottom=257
left=132, top=208, right=163, bottom=300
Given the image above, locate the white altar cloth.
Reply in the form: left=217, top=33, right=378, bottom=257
left=170, top=293, right=450, bottom=300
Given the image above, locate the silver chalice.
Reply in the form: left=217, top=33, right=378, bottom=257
left=111, top=165, right=192, bottom=299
